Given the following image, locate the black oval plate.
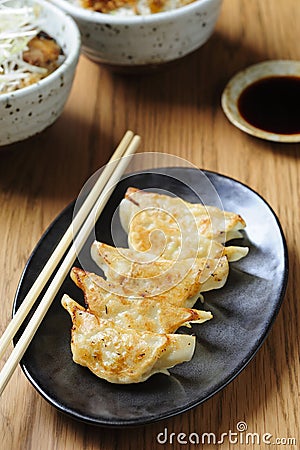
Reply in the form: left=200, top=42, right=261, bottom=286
left=13, top=168, right=288, bottom=427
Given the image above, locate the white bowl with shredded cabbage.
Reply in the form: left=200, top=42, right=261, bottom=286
left=51, top=0, right=222, bottom=68
left=0, top=0, right=81, bottom=146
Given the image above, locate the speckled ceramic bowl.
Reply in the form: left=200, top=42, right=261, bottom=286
left=51, top=0, right=222, bottom=68
left=0, top=0, right=81, bottom=147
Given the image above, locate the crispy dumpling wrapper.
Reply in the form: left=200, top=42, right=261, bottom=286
left=119, top=187, right=248, bottom=260
left=61, top=188, right=249, bottom=384
left=90, top=242, right=229, bottom=305
left=62, top=295, right=196, bottom=384
left=71, top=267, right=212, bottom=332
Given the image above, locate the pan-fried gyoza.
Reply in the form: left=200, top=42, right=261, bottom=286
left=70, top=267, right=212, bottom=333
left=62, top=186, right=249, bottom=384
left=119, top=187, right=248, bottom=260
left=62, top=295, right=196, bottom=384
left=91, top=242, right=229, bottom=304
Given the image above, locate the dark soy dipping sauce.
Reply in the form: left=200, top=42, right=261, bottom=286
left=238, top=76, right=300, bottom=134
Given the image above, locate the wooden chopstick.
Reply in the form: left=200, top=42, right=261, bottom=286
left=0, top=130, right=134, bottom=360
left=0, top=132, right=141, bottom=395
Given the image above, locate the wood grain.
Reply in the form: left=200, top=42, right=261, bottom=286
left=0, top=0, right=299, bottom=449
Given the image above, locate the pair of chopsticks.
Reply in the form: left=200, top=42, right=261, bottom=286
left=0, top=130, right=141, bottom=395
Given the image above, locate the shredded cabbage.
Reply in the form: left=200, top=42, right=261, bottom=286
left=0, top=1, right=47, bottom=94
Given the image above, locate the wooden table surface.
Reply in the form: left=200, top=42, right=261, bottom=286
left=0, top=0, right=299, bottom=448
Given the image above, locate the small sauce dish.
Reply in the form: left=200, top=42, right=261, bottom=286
left=221, top=60, right=300, bottom=143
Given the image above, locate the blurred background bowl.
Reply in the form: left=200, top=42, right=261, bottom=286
left=51, top=0, right=223, bottom=69
left=0, top=0, right=81, bottom=147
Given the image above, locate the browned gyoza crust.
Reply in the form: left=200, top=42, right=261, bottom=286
left=61, top=295, right=196, bottom=384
